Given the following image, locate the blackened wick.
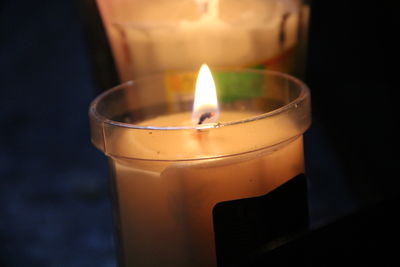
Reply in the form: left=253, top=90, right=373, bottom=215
left=198, top=112, right=215, bottom=125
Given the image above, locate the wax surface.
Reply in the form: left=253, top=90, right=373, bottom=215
left=112, top=110, right=301, bottom=161
left=109, top=111, right=305, bottom=266
left=138, top=111, right=255, bottom=127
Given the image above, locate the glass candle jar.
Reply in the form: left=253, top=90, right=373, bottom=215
left=92, top=0, right=310, bottom=85
left=89, top=69, right=311, bottom=266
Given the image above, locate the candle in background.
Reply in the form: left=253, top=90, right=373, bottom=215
left=89, top=66, right=311, bottom=266
left=95, top=0, right=310, bottom=83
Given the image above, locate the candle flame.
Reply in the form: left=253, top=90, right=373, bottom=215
left=192, top=64, right=219, bottom=125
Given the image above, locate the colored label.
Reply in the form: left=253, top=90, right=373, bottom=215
left=163, top=48, right=296, bottom=111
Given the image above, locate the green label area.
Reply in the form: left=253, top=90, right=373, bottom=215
left=213, top=71, right=264, bottom=103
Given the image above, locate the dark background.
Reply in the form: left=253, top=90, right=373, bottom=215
left=1, top=0, right=399, bottom=266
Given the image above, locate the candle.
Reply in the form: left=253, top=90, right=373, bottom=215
left=95, top=0, right=310, bottom=82
left=89, top=66, right=311, bottom=266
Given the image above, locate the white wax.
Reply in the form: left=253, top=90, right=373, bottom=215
left=101, top=0, right=300, bottom=79
left=124, top=16, right=298, bottom=77
left=110, top=111, right=305, bottom=266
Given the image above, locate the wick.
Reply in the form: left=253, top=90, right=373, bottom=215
left=198, top=112, right=215, bottom=125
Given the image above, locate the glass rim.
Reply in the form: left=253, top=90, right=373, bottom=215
left=89, top=69, right=310, bottom=131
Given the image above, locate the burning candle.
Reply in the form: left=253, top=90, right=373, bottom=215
left=89, top=66, right=311, bottom=266
left=95, top=0, right=310, bottom=82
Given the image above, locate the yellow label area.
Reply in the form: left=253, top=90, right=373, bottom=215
left=164, top=70, right=198, bottom=112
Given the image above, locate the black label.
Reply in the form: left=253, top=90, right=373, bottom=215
left=213, top=174, right=308, bottom=267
